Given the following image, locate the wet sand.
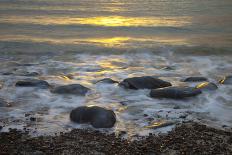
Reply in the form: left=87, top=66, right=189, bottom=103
left=1, top=122, right=231, bottom=155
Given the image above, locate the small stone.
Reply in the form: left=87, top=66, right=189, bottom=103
left=30, top=117, right=36, bottom=121
left=173, top=105, right=181, bottom=109
left=219, top=75, right=232, bottom=84
left=25, top=113, right=31, bottom=117
left=179, top=114, right=188, bottom=119
left=144, top=114, right=148, bottom=117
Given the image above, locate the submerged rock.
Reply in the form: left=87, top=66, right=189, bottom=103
left=96, top=78, right=119, bottom=84
left=150, top=86, right=202, bottom=99
left=70, top=106, right=116, bottom=128
left=15, top=79, right=49, bottom=88
left=119, top=76, right=172, bottom=90
left=51, top=84, right=90, bottom=95
left=219, top=75, right=232, bottom=84
left=182, top=77, right=208, bottom=82
left=3, top=71, right=39, bottom=77
left=195, top=82, right=218, bottom=91
left=0, top=98, right=12, bottom=107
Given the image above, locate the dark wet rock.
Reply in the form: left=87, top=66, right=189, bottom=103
left=30, top=117, right=36, bottom=122
left=162, top=66, right=175, bottom=71
left=118, top=131, right=127, bottom=137
left=179, top=114, right=188, bottom=119
left=51, top=84, right=90, bottom=95
left=143, top=114, right=149, bottom=117
left=195, top=82, right=218, bottom=91
left=0, top=126, right=2, bottom=130
left=70, top=106, right=116, bottom=128
left=150, top=87, right=202, bottom=99
left=2, top=72, right=13, bottom=75
left=0, top=98, right=12, bottom=107
left=219, top=75, right=232, bottom=84
left=182, top=76, right=208, bottom=82
left=96, top=78, right=119, bottom=84
left=23, top=72, right=40, bottom=77
left=119, top=76, right=172, bottom=90
left=15, top=79, right=49, bottom=88
left=3, top=71, right=39, bottom=76
left=25, top=113, right=31, bottom=117
left=173, top=105, right=181, bottom=109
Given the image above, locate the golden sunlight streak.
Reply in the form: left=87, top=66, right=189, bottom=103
left=0, top=15, right=192, bottom=27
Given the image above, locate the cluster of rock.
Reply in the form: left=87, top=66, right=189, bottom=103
left=1, top=74, right=231, bottom=129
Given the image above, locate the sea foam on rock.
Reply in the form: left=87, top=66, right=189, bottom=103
left=51, top=84, right=90, bottom=95
left=219, top=75, right=232, bottom=84
left=70, top=106, right=116, bottom=128
left=119, top=76, right=172, bottom=89
left=15, top=79, right=50, bottom=89
left=150, top=86, right=202, bottom=99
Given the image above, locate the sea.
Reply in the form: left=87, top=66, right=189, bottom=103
left=0, top=0, right=232, bottom=137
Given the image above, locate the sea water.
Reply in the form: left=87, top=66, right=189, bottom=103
left=0, top=0, right=232, bottom=136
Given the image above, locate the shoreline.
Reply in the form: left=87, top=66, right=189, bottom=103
left=1, top=122, right=231, bottom=155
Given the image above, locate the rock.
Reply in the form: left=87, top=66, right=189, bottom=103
left=182, top=77, right=208, bottom=82
left=0, top=126, right=2, bottom=130
left=0, top=98, right=12, bottom=107
left=70, top=106, right=116, bottom=128
left=119, top=76, right=172, bottom=90
left=23, top=72, right=40, bottom=77
left=15, top=79, right=49, bottom=89
left=150, top=87, right=202, bottom=99
left=96, top=78, right=118, bottom=84
left=3, top=71, right=39, bottom=77
left=145, top=120, right=175, bottom=129
left=51, top=84, right=90, bottom=95
left=173, top=105, right=181, bottom=109
left=30, top=117, right=36, bottom=121
left=195, top=82, right=218, bottom=91
left=219, top=75, right=232, bottom=84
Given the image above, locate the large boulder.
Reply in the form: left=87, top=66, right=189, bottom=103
left=219, top=75, right=232, bottom=84
left=119, top=76, right=172, bottom=90
left=195, top=82, right=218, bottom=91
left=15, top=79, right=50, bottom=89
left=150, top=86, right=202, bottom=99
left=70, top=106, right=116, bottom=128
left=51, top=84, right=90, bottom=95
left=182, top=76, right=208, bottom=82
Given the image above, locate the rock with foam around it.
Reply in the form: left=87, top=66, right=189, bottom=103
left=150, top=86, right=202, bottom=99
left=195, top=82, right=218, bottom=91
left=70, top=106, right=116, bottom=128
left=119, top=76, right=172, bottom=90
left=15, top=79, right=50, bottom=89
left=51, top=84, right=90, bottom=96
